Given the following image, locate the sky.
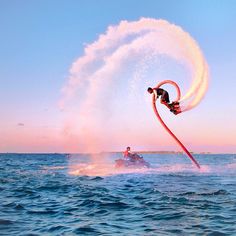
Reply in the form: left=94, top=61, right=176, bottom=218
left=0, top=0, right=236, bottom=153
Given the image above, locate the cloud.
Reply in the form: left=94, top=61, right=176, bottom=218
left=17, top=123, right=25, bottom=127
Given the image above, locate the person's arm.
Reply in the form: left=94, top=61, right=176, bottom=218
left=153, top=89, right=159, bottom=102
left=123, top=151, right=129, bottom=158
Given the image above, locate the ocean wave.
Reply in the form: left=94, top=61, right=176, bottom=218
left=0, top=219, right=14, bottom=225
left=27, top=209, right=58, bottom=215
left=179, top=189, right=229, bottom=196
left=1, top=153, right=236, bottom=235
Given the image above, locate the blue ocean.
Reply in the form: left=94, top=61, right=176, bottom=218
left=0, top=153, right=236, bottom=235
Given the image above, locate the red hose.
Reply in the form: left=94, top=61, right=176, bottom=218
left=153, top=80, right=201, bottom=169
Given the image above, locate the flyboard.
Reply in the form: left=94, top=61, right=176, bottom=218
left=152, top=80, right=201, bottom=169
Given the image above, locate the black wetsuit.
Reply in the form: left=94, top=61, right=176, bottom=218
left=154, top=88, right=170, bottom=103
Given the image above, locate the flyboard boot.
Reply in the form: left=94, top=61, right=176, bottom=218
left=169, top=102, right=181, bottom=115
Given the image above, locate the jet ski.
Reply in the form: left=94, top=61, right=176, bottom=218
left=115, top=153, right=150, bottom=168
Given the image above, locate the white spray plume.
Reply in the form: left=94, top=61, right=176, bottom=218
left=60, top=18, right=209, bottom=153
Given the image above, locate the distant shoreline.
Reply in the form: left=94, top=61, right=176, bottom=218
left=0, top=151, right=235, bottom=155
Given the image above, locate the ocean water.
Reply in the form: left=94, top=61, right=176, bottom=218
left=0, top=153, right=236, bottom=235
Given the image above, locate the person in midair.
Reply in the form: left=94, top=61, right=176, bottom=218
left=147, top=87, right=181, bottom=115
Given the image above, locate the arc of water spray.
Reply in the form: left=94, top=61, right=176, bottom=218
left=152, top=80, right=201, bottom=169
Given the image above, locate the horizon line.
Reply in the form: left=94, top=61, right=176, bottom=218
left=0, top=151, right=235, bottom=155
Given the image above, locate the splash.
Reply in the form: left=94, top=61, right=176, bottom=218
left=67, top=153, right=200, bottom=177
left=61, top=18, right=209, bottom=153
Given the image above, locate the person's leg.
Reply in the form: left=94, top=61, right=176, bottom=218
left=169, top=100, right=180, bottom=111
left=170, top=101, right=179, bottom=107
left=161, top=100, right=171, bottom=109
left=162, top=91, right=170, bottom=103
left=160, top=91, right=171, bottom=109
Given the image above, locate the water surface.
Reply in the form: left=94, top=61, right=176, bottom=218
left=0, top=153, right=235, bottom=235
